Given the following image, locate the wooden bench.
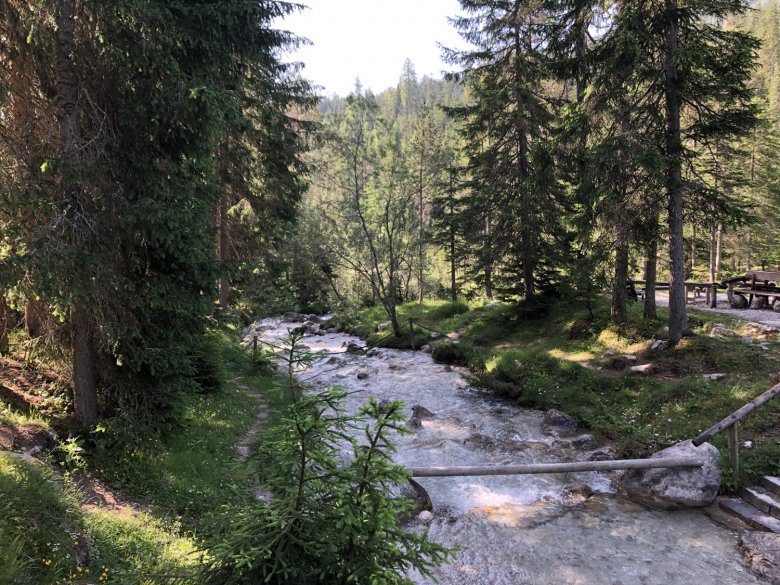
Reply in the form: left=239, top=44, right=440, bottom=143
left=724, top=270, right=780, bottom=309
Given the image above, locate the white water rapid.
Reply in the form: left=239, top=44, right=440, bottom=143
left=245, top=316, right=767, bottom=585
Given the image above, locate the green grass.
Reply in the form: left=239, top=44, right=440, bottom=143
left=338, top=297, right=780, bottom=489
left=0, top=324, right=283, bottom=583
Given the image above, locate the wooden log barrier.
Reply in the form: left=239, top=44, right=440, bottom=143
left=407, top=457, right=702, bottom=478
left=692, top=382, right=780, bottom=447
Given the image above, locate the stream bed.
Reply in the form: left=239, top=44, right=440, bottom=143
left=246, top=316, right=766, bottom=585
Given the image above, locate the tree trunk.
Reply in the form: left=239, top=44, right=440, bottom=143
left=0, top=296, right=8, bottom=355
left=57, top=0, right=98, bottom=427
left=449, top=171, right=457, bottom=301
left=664, top=0, right=687, bottom=345
left=25, top=299, right=45, bottom=338
left=643, top=239, right=658, bottom=320
left=611, top=236, right=629, bottom=324
left=418, top=165, right=425, bottom=304
left=217, top=197, right=230, bottom=311
left=690, top=222, right=696, bottom=278
left=746, top=230, right=752, bottom=271
left=715, top=223, right=723, bottom=279
left=72, top=303, right=97, bottom=427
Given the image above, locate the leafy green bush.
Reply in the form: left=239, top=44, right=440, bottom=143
left=203, top=333, right=450, bottom=584
left=431, top=340, right=473, bottom=366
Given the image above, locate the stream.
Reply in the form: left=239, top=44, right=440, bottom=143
left=245, top=315, right=766, bottom=585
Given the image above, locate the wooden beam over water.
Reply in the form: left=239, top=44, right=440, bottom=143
left=407, top=457, right=703, bottom=477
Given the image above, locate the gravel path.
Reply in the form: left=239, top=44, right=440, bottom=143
left=654, top=292, right=780, bottom=327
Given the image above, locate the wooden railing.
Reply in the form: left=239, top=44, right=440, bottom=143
left=692, top=382, right=780, bottom=475
left=407, top=457, right=702, bottom=477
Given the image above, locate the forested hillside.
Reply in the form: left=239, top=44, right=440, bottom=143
left=2, top=0, right=780, bottom=583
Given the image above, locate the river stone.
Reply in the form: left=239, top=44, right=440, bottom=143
left=345, top=342, right=364, bottom=354
left=412, top=405, right=435, bottom=418
left=420, top=344, right=432, bottom=354
left=738, top=531, right=780, bottom=583
left=619, top=440, right=721, bottom=510
left=377, top=320, right=392, bottom=332
left=282, top=311, right=307, bottom=323
left=396, top=478, right=433, bottom=523
left=731, top=294, right=749, bottom=309
left=542, top=409, right=579, bottom=437
left=356, top=372, right=369, bottom=380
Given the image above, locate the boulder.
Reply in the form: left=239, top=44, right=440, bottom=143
left=411, top=405, right=435, bottom=418
left=542, top=409, right=579, bottom=437
left=703, top=373, right=726, bottom=381
left=774, top=300, right=780, bottom=313
left=345, top=342, right=364, bottom=354
left=751, top=296, right=769, bottom=310
left=377, top=321, right=392, bottom=332
left=325, top=327, right=339, bottom=334
left=619, top=440, right=720, bottom=510
left=731, top=294, right=749, bottom=309
left=738, top=531, right=780, bottom=584
left=398, top=478, right=433, bottom=522
left=651, top=339, right=669, bottom=351
left=282, top=312, right=307, bottom=323
left=571, top=434, right=599, bottom=450
left=420, top=344, right=432, bottom=354
left=710, top=325, right=737, bottom=337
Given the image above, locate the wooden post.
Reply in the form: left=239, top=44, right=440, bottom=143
left=253, top=335, right=258, bottom=362
left=709, top=283, right=717, bottom=308
left=409, top=319, right=415, bottom=350
left=727, top=423, right=739, bottom=477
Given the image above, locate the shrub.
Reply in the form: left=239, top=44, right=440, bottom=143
left=203, top=333, right=450, bottom=584
left=431, top=340, right=473, bottom=366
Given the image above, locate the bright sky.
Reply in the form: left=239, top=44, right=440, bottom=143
left=279, top=0, right=467, bottom=97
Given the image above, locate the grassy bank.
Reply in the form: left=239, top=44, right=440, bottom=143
left=0, top=324, right=280, bottom=584
left=337, top=298, right=780, bottom=489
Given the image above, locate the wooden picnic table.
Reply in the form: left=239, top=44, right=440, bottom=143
left=726, top=270, right=780, bottom=309
left=629, top=279, right=721, bottom=308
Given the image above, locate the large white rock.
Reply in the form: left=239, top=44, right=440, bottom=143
left=619, top=440, right=721, bottom=510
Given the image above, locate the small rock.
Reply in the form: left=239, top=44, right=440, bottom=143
left=326, top=328, right=338, bottom=333
left=282, top=311, right=307, bottom=323
left=431, top=332, right=441, bottom=339
left=738, top=531, right=780, bottom=584
left=589, top=448, right=614, bottom=461
left=711, top=325, right=737, bottom=337
left=773, top=300, right=780, bottom=313
left=420, top=344, right=432, bottom=354
left=542, top=409, right=579, bottom=437
left=703, top=373, right=726, bottom=381
left=571, top=434, right=599, bottom=450
left=377, top=321, right=392, bottom=332
left=442, top=365, right=453, bottom=372
left=346, top=342, right=365, bottom=354
left=407, top=416, right=422, bottom=429
left=307, top=314, right=322, bottom=324
left=630, top=363, right=653, bottom=374
left=760, top=343, right=770, bottom=351
left=366, top=348, right=381, bottom=358
left=464, top=433, right=496, bottom=449
left=623, top=355, right=638, bottom=362
left=412, top=405, right=435, bottom=418
left=357, top=372, right=369, bottom=380
left=743, top=440, right=753, bottom=449
left=651, top=339, right=669, bottom=351
left=417, top=510, right=434, bottom=523
left=326, top=356, right=341, bottom=365
left=742, top=337, right=755, bottom=345
left=602, top=349, right=617, bottom=357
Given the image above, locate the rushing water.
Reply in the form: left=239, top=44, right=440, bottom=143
left=246, top=316, right=766, bottom=585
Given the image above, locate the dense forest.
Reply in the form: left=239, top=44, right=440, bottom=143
left=2, top=0, right=780, bottom=582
